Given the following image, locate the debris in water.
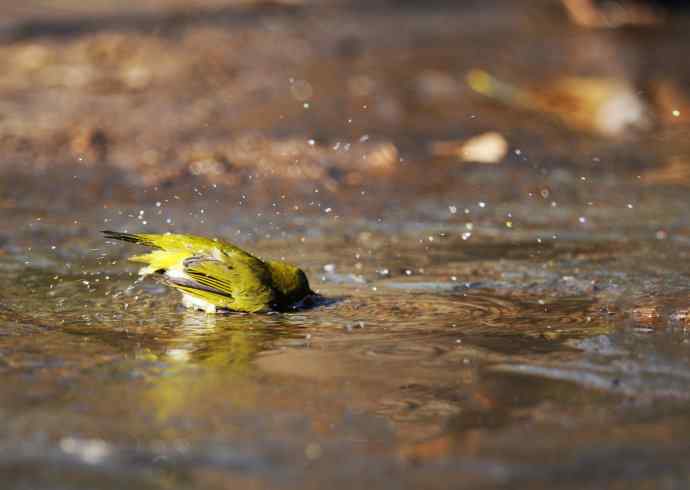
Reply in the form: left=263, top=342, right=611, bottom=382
left=430, top=132, right=508, bottom=164
left=631, top=305, right=661, bottom=325
left=561, top=0, right=663, bottom=28
left=59, top=437, right=111, bottom=465
left=467, top=69, right=651, bottom=136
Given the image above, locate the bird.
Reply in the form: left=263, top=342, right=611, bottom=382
left=103, top=230, right=314, bottom=313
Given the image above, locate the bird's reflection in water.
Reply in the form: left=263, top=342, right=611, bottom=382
left=143, top=311, right=302, bottom=426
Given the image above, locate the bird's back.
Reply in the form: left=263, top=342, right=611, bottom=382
left=104, top=231, right=275, bottom=312
left=104, top=231, right=312, bottom=313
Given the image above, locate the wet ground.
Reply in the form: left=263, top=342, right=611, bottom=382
left=2, top=1, right=690, bottom=489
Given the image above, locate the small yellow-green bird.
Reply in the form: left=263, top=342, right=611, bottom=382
left=103, top=230, right=314, bottom=313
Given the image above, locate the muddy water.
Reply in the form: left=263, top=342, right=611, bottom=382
left=2, top=1, right=690, bottom=489
left=2, top=199, right=690, bottom=489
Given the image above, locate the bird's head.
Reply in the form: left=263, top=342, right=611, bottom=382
left=265, top=260, right=314, bottom=306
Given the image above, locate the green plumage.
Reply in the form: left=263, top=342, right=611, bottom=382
left=103, top=231, right=313, bottom=313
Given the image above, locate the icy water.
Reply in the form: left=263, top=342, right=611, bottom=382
left=3, top=0, right=690, bottom=488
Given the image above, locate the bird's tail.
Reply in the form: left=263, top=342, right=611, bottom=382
left=102, top=230, right=160, bottom=248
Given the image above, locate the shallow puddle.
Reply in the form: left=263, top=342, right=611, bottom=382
left=2, top=216, right=690, bottom=489
left=2, top=1, right=690, bottom=488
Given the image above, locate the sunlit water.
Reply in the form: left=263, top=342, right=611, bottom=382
left=2, top=2, right=690, bottom=488
left=2, top=203, right=690, bottom=489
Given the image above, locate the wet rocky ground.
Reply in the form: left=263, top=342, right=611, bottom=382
left=2, top=1, right=690, bottom=489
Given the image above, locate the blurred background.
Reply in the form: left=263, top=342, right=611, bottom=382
left=2, top=0, right=690, bottom=211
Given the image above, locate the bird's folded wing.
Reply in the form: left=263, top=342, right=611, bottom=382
left=182, top=257, right=238, bottom=296
left=182, top=255, right=275, bottom=306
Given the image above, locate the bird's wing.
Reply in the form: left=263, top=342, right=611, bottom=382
left=103, top=231, right=245, bottom=255
left=103, top=230, right=162, bottom=248
left=129, top=250, right=190, bottom=271
left=180, top=255, right=275, bottom=311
